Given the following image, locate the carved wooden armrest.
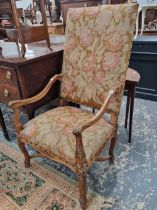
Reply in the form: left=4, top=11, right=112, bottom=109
left=9, top=74, right=62, bottom=109
left=73, top=87, right=119, bottom=169
left=73, top=88, right=119, bottom=136
left=81, top=89, right=116, bottom=132
left=9, top=74, right=62, bottom=135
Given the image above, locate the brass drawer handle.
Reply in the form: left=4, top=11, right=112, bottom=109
left=4, top=89, right=9, bottom=97
left=6, top=71, right=12, bottom=80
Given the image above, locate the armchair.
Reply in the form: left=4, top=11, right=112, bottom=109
left=9, top=4, right=138, bottom=210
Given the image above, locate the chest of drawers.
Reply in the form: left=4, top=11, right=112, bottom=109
left=129, top=35, right=157, bottom=101
left=0, top=42, right=63, bottom=139
left=0, top=42, right=63, bottom=117
left=0, top=38, right=64, bottom=140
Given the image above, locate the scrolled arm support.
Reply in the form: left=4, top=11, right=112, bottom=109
left=9, top=74, right=62, bottom=137
left=73, top=129, right=88, bottom=174
left=9, top=74, right=63, bottom=109
left=14, top=108, right=23, bottom=134
left=73, top=87, right=119, bottom=172
left=81, top=89, right=116, bottom=133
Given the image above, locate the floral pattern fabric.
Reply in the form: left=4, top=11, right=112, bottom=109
left=20, top=106, right=114, bottom=169
left=60, top=4, right=138, bottom=113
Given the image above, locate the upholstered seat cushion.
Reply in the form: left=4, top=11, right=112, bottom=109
left=20, top=106, right=114, bottom=168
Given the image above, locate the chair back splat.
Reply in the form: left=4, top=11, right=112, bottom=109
left=61, top=4, right=138, bottom=114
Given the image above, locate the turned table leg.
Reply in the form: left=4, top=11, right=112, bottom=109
left=124, top=85, right=136, bottom=143
left=128, top=85, right=136, bottom=143
left=125, top=68, right=140, bottom=143
left=0, top=107, right=9, bottom=140
left=125, top=89, right=131, bottom=129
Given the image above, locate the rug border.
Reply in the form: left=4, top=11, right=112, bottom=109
left=0, top=139, right=109, bottom=199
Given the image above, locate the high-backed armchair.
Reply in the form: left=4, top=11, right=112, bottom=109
left=9, top=4, right=138, bottom=210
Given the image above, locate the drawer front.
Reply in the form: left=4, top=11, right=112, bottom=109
left=132, top=42, right=157, bottom=53
left=0, top=82, right=21, bottom=103
left=0, top=66, right=17, bottom=83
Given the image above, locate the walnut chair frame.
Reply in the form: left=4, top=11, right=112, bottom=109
left=9, top=4, right=138, bottom=210
left=9, top=74, right=118, bottom=209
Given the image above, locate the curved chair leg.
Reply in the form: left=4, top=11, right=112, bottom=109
left=78, top=173, right=88, bottom=210
left=74, top=129, right=88, bottom=209
left=109, top=137, right=116, bottom=164
left=109, top=132, right=117, bottom=164
left=18, top=141, right=31, bottom=168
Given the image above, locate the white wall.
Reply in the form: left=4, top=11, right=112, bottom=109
left=16, top=0, right=33, bottom=9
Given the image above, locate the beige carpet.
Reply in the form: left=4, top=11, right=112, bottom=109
left=0, top=140, right=115, bottom=210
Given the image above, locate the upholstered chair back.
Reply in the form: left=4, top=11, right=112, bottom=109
left=61, top=4, right=138, bottom=113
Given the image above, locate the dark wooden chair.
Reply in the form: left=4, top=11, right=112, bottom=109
left=5, top=0, right=51, bottom=57
left=60, top=0, right=101, bottom=27
left=125, top=68, right=140, bottom=143
left=9, top=5, right=138, bottom=210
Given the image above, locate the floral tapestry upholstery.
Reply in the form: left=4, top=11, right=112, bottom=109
left=20, top=106, right=114, bottom=170
left=60, top=4, right=138, bottom=113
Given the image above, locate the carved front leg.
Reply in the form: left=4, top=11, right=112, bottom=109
left=18, top=141, right=31, bottom=168
left=77, top=173, right=87, bottom=210
left=109, top=113, right=118, bottom=164
left=13, top=108, right=31, bottom=168
left=73, top=129, right=88, bottom=210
